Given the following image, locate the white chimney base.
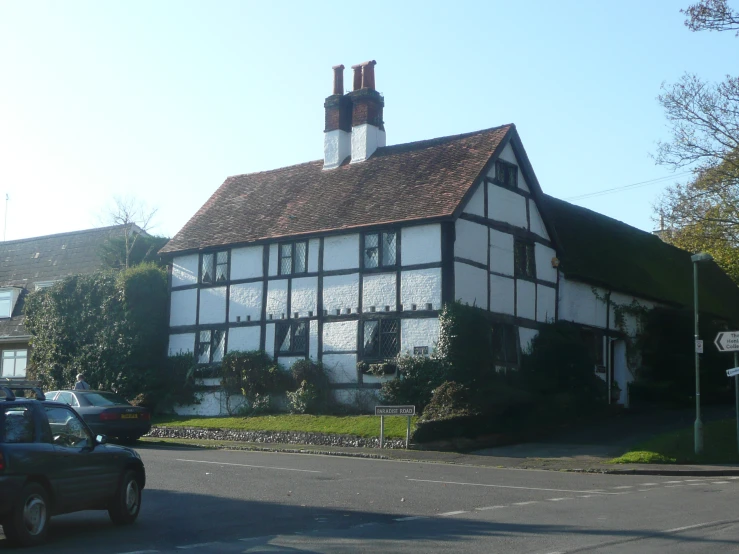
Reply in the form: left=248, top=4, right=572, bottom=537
left=323, top=129, right=351, bottom=170
left=350, top=124, right=386, bottom=163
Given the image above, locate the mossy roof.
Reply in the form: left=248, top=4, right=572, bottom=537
left=540, top=195, right=739, bottom=324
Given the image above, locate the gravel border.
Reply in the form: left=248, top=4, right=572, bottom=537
left=147, top=426, right=408, bottom=449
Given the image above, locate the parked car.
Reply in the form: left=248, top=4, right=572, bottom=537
left=0, top=382, right=146, bottom=547
left=46, top=390, right=151, bottom=443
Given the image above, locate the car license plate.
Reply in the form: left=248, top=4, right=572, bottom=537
left=121, top=414, right=138, bottom=419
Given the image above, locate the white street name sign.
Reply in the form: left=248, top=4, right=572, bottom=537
left=714, top=331, right=739, bottom=352
left=727, top=367, right=739, bottom=378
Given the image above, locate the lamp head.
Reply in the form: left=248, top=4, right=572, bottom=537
left=691, top=253, right=713, bottom=263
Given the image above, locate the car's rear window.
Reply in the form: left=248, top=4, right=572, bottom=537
left=82, top=392, right=130, bottom=406
left=1, top=406, right=35, bottom=443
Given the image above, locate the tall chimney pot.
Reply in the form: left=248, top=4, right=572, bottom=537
left=332, top=64, right=344, bottom=95
left=361, top=60, right=376, bottom=89
left=351, top=64, right=362, bottom=91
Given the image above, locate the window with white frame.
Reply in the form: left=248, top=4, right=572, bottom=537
left=196, top=329, right=225, bottom=364
left=1, top=350, right=27, bottom=378
left=201, top=251, right=229, bottom=284
left=363, top=231, right=397, bottom=269
left=0, top=290, right=12, bottom=318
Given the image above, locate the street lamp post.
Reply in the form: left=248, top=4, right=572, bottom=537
left=691, top=252, right=713, bottom=455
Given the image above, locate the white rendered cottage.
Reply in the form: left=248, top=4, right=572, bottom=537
left=160, top=61, right=739, bottom=415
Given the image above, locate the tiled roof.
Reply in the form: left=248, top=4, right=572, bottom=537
left=161, top=125, right=514, bottom=254
left=541, top=195, right=739, bottom=323
left=0, top=225, right=132, bottom=338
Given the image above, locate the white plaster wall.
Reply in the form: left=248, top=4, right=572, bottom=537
left=229, top=282, right=262, bottom=323
left=489, top=229, right=514, bottom=276
left=324, top=234, right=359, bottom=271
left=323, top=274, right=359, bottom=314
left=529, top=201, right=549, bottom=240
left=401, top=318, right=440, bottom=355
left=230, top=246, right=263, bottom=280
left=322, top=353, right=358, bottom=383
left=168, top=333, right=194, bottom=356
left=350, top=124, right=385, bottom=163
left=323, top=320, right=358, bottom=352
left=401, top=268, right=442, bottom=310
left=172, top=255, right=198, bottom=288
left=170, top=289, right=197, bottom=326
left=175, top=391, right=226, bottom=416
left=324, top=129, right=351, bottom=169
left=488, top=186, right=527, bottom=228
left=402, top=224, right=441, bottom=266
left=227, top=326, right=260, bottom=352
left=278, top=356, right=305, bottom=370
left=291, top=276, right=318, bottom=317
left=199, top=286, right=227, bottom=325
left=362, top=273, right=397, bottom=312
left=266, top=280, right=288, bottom=319
left=268, top=244, right=278, bottom=276
left=309, top=320, right=318, bottom=360
left=537, top=284, right=557, bottom=323
left=535, top=244, right=557, bottom=283
left=455, top=262, right=487, bottom=309
left=609, top=292, right=659, bottom=337
left=462, top=183, right=485, bottom=217
left=494, top=143, right=530, bottom=192
left=519, top=327, right=539, bottom=354
left=516, top=280, right=536, bottom=320
left=489, top=274, right=515, bottom=316
left=333, top=388, right=378, bottom=410
left=308, top=239, right=320, bottom=272
left=264, top=323, right=275, bottom=356
left=558, top=275, right=608, bottom=328
left=455, top=219, right=487, bottom=265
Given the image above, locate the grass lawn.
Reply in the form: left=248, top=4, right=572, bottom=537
left=610, top=418, right=739, bottom=465
left=152, top=414, right=418, bottom=439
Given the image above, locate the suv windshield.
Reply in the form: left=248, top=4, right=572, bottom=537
left=83, top=392, right=130, bottom=406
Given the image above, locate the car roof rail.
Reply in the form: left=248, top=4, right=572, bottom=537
left=0, top=379, right=46, bottom=401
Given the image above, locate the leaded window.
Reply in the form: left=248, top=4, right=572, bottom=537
left=276, top=321, right=308, bottom=355
left=494, top=160, right=518, bottom=190
left=363, top=231, right=397, bottom=269
left=492, top=323, right=518, bottom=365
left=197, top=329, right=225, bottom=364
left=201, top=251, right=228, bottom=284
left=514, top=240, right=536, bottom=279
left=362, top=319, right=400, bottom=360
left=279, top=241, right=308, bottom=276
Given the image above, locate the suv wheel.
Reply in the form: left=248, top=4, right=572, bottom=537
left=3, top=482, right=50, bottom=547
left=108, top=470, right=141, bottom=525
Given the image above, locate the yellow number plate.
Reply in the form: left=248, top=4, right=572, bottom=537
left=120, top=414, right=138, bottom=419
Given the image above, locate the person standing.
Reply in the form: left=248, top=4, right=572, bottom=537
left=74, top=373, right=90, bottom=390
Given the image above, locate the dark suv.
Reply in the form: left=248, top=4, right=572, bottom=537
left=0, top=382, right=146, bottom=547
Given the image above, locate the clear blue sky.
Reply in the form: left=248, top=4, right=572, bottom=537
left=0, top=0, right=735, bottom=241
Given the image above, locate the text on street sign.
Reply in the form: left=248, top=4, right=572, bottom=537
left=375, top=405, right=415, bottom=416
left=727, top=367, right=739, bottom=378
left=715, top=331, right=739, bottom=352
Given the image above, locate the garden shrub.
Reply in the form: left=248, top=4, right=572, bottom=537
left=421, top=381, right=477, bottom=422
left=377, top=354, right=451, bottom=411
left=287, top=381, right=319, bottom=414
left=289, top=359, right=331, bottom=413
left=221, top=350, right=290, bottom=414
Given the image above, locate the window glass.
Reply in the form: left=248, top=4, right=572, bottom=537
left=276, top=322, right=307, bottom=355
left=216, top=251, right=228, bottom=282
left=280, top=244, right=293, bottom=275
left=495, top=161, right=517, bottom=189
left=380, top=319, right=400, bottom=358
left=201, top=253, right=214, bottom=284
left=212, top=329, right=225, bottom=362
left=0, top=291, right=11, bottom=318
left=382, top=232, right=397, bottom=266
left=276, top=323, right=291, bottom=353
left=1, top=349, right=27, bottom=378
left=514, top=240, right=536, bottom=279
left=197, top=330, right=212, bottom=363
left=364, top=234, right=379, bottom=268
left=81, top=392, right=129, bottom=406
left=44, top=406, right=91, bottom=448
left=292, top=321, right=307, bottom=353
left=55, top=391, right=79, bottom=406
left=2, top=406, right=34, bottom=444
left=294, top=242, right=307, bottom=274
left=363, top=320, right=379, bottom=357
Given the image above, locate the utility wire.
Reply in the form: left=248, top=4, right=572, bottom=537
left=564, top=171, right=693, bottom=201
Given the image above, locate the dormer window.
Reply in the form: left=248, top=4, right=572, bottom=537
left=278, top=241, right=308, bottom=276
left=363, top=231, right=397, bottom=269
left=0, top=290, right=16, bottom=319
left=201, top=251, right=228, bottom=284
left=494, top=160, right=518, bottom=190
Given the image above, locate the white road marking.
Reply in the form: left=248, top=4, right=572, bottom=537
left=440, top=510, right=468, bottom=516
left=394, top=516, right=428, bottom=521
left=665, top=521, right=725, bottom=533
left=513, top=501, right=538, bottom=506
left=688, top=483, right=703, bottom=486
left=175, top=458, right=321, bottom=473
left=407, top=478, right=619, bottom=495
left=665, top=484, right=685, bottom=488
left=640, top=483, right=658, bottom=486
left=684, top=479, right=705, bottom=482
left=664, top=480, right=683, bottom=484
left=612, top=486, right=632, bottom=489
left=118, top=551, right=160, bottom=554
left=712, top=481, right=730, bottom=484
left=728, top=476, right=739, bottom=480
left=176, top=542, right=222, bottom=549
left=352, top=522, right=379, bottom=528
left=548, top=497, right=572, bottom=502
left=476, top=505, right=507, bottom=511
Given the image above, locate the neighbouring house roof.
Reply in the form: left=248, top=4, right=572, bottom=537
left=0, top=225, right=134, bottom=339
left=541, top=195, right=739, bottom=324
left=161, top=125, right=519, bottom=254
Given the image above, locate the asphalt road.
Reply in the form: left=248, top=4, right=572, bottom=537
left=2, top=444, right=739, bottom=553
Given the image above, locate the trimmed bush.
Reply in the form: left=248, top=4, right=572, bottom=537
left=377, top=354, right=451, bottom=411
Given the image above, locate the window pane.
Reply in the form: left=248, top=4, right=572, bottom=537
left=212, top=330, right=225, bottom=362
left=514, top=241, right=525, bottom=276
left=216, top=252, right=228, bottom=265
left=0, top=291, right=12, bottom=318
left=363, top=320, right=379, bottom=357
left=382, top=232, right=396, bottom=266
left=293, top=321, right=307, bottom=353
left=380, top=319, right=400, bottom=358
left=295, top=242, right=307, bottom=273
left=201, top=254, right=214, bottom=284
left=364, top=234, right=379, bottom=268
left=280, top=244, right=292, bottom=275
left=216, top=252, right=228, bottom=282
left=276, top=323, right=291, bottom=353
left=3, top=407, right=34, bottom=444
left=526, top=244, right=536, bottom=278
left=197, top=330, right=211, bottom=363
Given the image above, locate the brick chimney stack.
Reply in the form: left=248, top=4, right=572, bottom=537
left=349, top=60, right=385, bottom=163
left=323, top=64, right=352, bottom=170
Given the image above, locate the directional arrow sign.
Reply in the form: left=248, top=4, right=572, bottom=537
left=715, top=331, right=739, bottom=352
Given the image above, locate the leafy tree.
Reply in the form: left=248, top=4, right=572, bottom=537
left=654, top=2, right=739, bottom=280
